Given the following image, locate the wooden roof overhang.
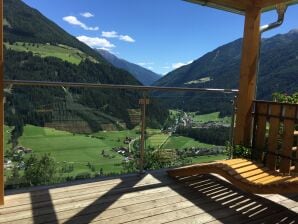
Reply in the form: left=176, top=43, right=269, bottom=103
left=186, top=0, right=298, bottom=14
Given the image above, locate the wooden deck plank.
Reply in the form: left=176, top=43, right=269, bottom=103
left=0, top=177, right=216, bottom=221
left=4, top=171, right=169, bottom=201
left=0, top=187, right=182, bottom=222
left=3, top=192, right=196, bottom=224
left=1, top=171, right=297, bottom=224
left=2, top=173, right=173, bottom=208
left=0, top=179, right=182, bottom=215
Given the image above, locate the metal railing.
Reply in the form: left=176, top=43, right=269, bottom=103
left=4, top=79, right=239, bottom=174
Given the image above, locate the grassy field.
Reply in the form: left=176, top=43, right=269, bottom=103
left=17, top=125, right=129, bottom=176
left=169, top=110, right=231, bottom=124
left=162, top=135, right=214, bottom=149
left=190, top=154, right=227, bottom=163
left=5, top=122, right=223, bottom=182
left=190, top=112, right=231, bottom=124
left=146, top=133, right=169, bottom=148
left=5, top=42, right=98, bottom=65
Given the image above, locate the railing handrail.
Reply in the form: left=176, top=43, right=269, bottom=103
left=3, top=80, right=239, bottom=94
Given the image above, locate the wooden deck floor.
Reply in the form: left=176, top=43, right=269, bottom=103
left=1, top=170, right=297, bottom=224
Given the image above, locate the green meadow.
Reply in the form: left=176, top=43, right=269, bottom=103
left=18, top=125, right=127, bottom=175
left=161, top=135, right=214, bottom=149
left=146, top=133, right=169, bottom=148
left=190, top=154, right=227, bottom=163
left=191, top=112, right=231, bottom=124
left=5, top=124, right=225, bottom=180
left=5, top=42, right=98, bottom=65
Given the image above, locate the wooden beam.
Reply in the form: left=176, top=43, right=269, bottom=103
left=254, top=0, right=297, bottom=9
left=0, top=0, right=4, bottom=205
left=187, top=0, right=251, bottom=13
left=234, top=6, right=261, bottom=146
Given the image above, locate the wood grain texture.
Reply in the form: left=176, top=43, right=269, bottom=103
left=168, top=159, right=298, bottom=194
left=254, top=102, right=268, bottom=161
left=234, top=6, right=261, bottom=146
left=255, top=0, right=296, bottom=9
left=0, top=0, right=4, bottom=206
left=266, top=104, right=281, bottom=170
left=1, top=170, right=297, bottom=224
left=279, top=105, right=296, bottom=173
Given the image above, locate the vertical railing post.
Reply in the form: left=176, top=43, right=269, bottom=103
left=139, top=92, right=149, bottom=174
left=0, top=0, right=4, bottom=205
left=229, top=95, right=237, bottom=159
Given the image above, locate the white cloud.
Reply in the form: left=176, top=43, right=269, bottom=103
left=172, top=60, right=193, bottom=69
left=119, top=35, right=135, bottom=43
left=63, top=16, right=99, bottom=31
left=80, top=12, right=94, bottom=18
left=77, top=35, right=115, bottom=49
left=147, top=66, right=153, bottom=70
left=162, top=66, right=170, bottom=69
left=102, top=31, right=118, bottom=38
left=102, top=31, right=135, bottom=43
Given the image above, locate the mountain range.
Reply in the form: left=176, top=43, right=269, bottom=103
left=154, top=29, right=298, bottom=114
left=3, top=0, right=167, bottom=133
left=3, top=0, right=298, bottom=130
left=155, top=29, right=298, bottom=99
left=97, top=49, right=161, bottom=85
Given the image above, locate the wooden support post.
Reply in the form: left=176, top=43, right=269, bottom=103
left=234, top=6, right=261, bottom=147
left=138, top=94, right=149, bottom=173
left=0, top=0, right=4, bottom=205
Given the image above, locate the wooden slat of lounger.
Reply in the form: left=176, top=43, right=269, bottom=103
left=253, top=175, right=290, bottom=185
left=227, top=164, right=263, bottom=176
left=234, top=164, right=264, bottom=173
left=254, top=102, right=268, bottom=161
left=284, top=177, right=298, bottom=183
left=168, top=159, right=298, bottom=193
left=234, top=168, right=269, bottom=180
left=223, top=161, right=254, bottom=170
left=279, top=105, right=296, bottom=173
left=218, top=159, right=247, bottom=166
left=241, top=174, right=269, bottom=183
left=266, top=104, right=281, bottom=170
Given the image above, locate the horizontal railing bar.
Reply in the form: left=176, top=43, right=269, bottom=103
left=3, top=80, right=239, bottom=94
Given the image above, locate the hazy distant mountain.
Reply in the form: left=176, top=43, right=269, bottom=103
left=97, top=49, right=161, bottom=85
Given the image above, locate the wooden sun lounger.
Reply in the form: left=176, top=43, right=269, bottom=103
left=167, top=158, right=298, bottom=194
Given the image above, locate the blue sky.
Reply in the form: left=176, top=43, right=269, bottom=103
left=23, top=0, right=298, bottom=75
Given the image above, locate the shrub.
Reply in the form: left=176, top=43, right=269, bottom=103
left=75, top=172, right=91, bottom=180
left=232, top=145, right=251, bottom=159
left=24, top=153, right=57, bottom=186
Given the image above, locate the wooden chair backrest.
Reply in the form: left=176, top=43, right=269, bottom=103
left=252, top=101, right=298, bottom=175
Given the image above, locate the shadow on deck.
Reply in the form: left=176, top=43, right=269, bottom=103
left=1, top=170, right=297, bottom=224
